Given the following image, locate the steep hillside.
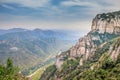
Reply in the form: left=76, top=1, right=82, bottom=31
left=74, top=37, right=120, bottom=80
left=0, top=29, right=79, bottom=75
left=40, top=11, right=120, bottom=80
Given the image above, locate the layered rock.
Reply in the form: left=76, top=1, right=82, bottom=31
left=70, top=35, right=97, bottom=59
left=110, top=38, right=120, bottom=60
left=91, top=12, right=120, bottom=34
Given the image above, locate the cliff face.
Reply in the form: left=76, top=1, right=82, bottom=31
left=55, top=11, right=120, bottom=70
left=91, top=12, right=120, bottom=34
left=69, top=35, right=97, bottom=65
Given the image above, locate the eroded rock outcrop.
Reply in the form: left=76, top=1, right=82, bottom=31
left=91, top=12, right=120, bottom=34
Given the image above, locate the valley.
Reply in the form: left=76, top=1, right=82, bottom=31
left=0, top=28, right=80, bottom=76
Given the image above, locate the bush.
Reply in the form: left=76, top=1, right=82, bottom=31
left=102, top=59, right=115, bottom=69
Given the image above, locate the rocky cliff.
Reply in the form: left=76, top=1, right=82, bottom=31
left=55, top=11, right=120, bottom=70
left=91, top=11, right=120, bottom=34
left=40, top=11, right=120, bottom=80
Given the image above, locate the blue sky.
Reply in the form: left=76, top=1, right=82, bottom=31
left=0, top=0, right=120, bottom=31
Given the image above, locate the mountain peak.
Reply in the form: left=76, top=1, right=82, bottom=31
left=91, top=11, right=120, bottom=34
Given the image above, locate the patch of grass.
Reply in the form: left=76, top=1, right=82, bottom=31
left=30, top=63, right=54, bottom=80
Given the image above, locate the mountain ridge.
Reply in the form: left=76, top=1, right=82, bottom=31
left=40, top=10, right=120, bottom=80
left=0, top=28, right=80, bottom=75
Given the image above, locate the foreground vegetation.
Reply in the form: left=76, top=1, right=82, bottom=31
left=0, top=58, right=28, bottom=80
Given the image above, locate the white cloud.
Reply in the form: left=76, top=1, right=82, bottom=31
left=60, top=0, right=120, bottom=13
left=0, top=0, right=51, bottom=8
left=61, top=0, right=98, bottom=7
left=100, top=0, right=120, bottom=11
left=1, top=4, right=16, bottom=10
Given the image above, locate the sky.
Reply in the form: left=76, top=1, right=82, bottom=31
left=0, top=0, right=120, bottom=32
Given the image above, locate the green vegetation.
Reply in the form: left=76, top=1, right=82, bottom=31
left=97, top=10, right=120, bottom=21
left=58, top=58, right=79, bottom=76
left=73, top=37, right=120, bottom=80
left=0, top=58, right=27, bottom=80
left=22, top=58, right=55, bottom=76
left=74, top=55, right=120, bottom=80
left=0, top=29, right=75, bottom=73
left=90, top=42, right=111, bottom=63
left=40, top=36, right=120, bottom=80
left=40, top=65, right=57, bottom=80
left=62, top=58, right=79, bottom=72
left=31, top=63, right=54, bottom=80
left=90, top=31, right=118, bottom=45
left=31, top=68, right=44, bottom=80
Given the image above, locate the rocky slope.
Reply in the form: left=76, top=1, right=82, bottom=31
left=73, top=37, right=120, bottom=80
left=40, top=11, right=120, bottom=80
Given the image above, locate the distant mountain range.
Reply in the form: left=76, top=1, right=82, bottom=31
left=0, top=28, right=80, bottom=73
left=0, top=28, right=28, bottom=35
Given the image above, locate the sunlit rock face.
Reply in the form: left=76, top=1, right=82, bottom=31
left=91, top=13, right=120, bottom=34
left=69, top=35, right=96, bottom=60
left=110, top=39, right=120, bottom=61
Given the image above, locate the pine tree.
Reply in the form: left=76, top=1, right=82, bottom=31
left=0, top=58, right=28, bottom=80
